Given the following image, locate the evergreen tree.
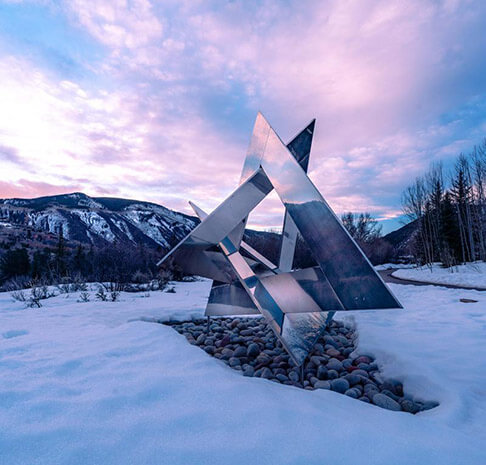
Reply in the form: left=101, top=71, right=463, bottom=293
left=0, top=248, right=30, bottom=279
left=55, top=226, right=67, bottom=277
left=440, top=192, right=461, bottom=265
left=31, top=249, right=50, bottom=280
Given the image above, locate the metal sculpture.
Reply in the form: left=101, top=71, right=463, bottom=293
left=158, top=113, right=402, bottom=365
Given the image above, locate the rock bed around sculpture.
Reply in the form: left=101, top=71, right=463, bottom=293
left=164, top=317, right=439, bottom=413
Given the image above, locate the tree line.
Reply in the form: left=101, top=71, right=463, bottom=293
left=402, top=139, right=486, bottom=267
left=1, top=210, right=392, bottom=290
left=0, top=230, right=178, bottom=291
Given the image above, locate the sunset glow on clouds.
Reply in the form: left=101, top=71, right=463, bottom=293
left=1, top=0, right=486, bottom=231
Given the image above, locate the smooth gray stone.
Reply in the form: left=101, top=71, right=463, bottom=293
left=317, top=365, right=328, bottom=380
left=363, top=381, right=378, bottom=391
left=310, top=355, right=327, bottom=366
left=359, top=396, right=371, bottom=403
left=381, top=389, right=400, bottom=402
left=327, top=369, right=339, bottom=380
left=233, top=346, right=247, bottom=358
left=243, top=366, right=255, bottom=377
left=344, top=374, right=361, bottom=386
left=276, top=373, right=289, bottom=382
left=204, top=346, right=215, bottom=355
left=261, top=367, right=273, bottom=379
left=372, top=393, right=402, bottom=411
left=401, top=399, right=421, bottom=414
left=288, top=371, right=300, bottom=383
left=323, top=336, right=339, bottom=348
left=354, top=355, right=372, bottom=364
left=256, top=353, right=271, bottom=366
left=313, top=343, right=324, bottom=354
left=254, top=368, right=264, bottom=377
left=330, top=378, right=350, bottom=394
left=327, top=358, right=343, bottom=372
left=334, top=335, right=348, bottom=345
left=247, top=343, right=260, bottom=358
left=326, top=346, right=342, bottom=355
left=229, top=357, right=241, bottom=367
left=220, top=348, right=233, bottom=360
left=357, top=363, right=371, bottom=371
left=345, top=388, right=359, bottom=398
left=342, top=359, right=353, bottom=369
left=314, top=380, right=331, bottom=390
left=383, top=379, right=404, bottom=397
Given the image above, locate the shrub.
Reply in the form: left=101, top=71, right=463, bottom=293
left=95, top=286, right=108, bottom=301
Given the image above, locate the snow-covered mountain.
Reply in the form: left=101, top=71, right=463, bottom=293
left=0, top=192, right=198, bottom=250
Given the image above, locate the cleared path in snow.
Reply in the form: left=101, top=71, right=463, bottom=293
left=379, top=269, right=486, bottom=291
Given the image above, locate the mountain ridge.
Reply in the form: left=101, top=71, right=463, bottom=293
left=0, top=192, right=415, bottom=260
left=0, top=192, right=198, bottom=251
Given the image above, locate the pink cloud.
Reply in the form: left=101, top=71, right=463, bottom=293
left=1, top=0, right=485, bottom=228
left=0, top=179, right=82, bottom=199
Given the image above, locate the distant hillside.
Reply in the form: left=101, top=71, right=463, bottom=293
left=0, top=192, right=198, bottom=252
left=0, top=191, right=417, bottom=263
left=382, top=219, right=418, bottom=258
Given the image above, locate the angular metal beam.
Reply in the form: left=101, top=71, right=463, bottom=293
left=259, top=117, right=402, bottom=310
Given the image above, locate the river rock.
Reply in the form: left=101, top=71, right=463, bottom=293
left=330, top=378, right=349, bottom=394
left=372, top=393, right=401, bottom=411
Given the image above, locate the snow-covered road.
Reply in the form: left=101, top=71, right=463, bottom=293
left=1, top=281, right=485, bottom=465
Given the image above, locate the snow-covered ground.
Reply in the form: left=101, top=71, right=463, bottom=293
left=374, top=263, right=416, bottom=271
left=1, top=281, right=486, bottom=464
left=392, top=262, right=486, bottom=289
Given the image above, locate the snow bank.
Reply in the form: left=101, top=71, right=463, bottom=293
left=374, top=263, right=416, bottom=271
left=392, top=262, right=486, bottom=289
left=1, top=280, right=485, bottom=464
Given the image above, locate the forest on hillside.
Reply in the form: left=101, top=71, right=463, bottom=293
left=2, top=137, right=486, bottom=290
left=402, top=139, right=486, bottom=267
left=0, top=213, right=392, bottom=291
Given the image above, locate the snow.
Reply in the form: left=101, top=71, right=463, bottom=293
left=392, top=262, right=486, bottom=289
left=30, top=210, right=70, bottom=238
left=71, top=210, right=116, bottom=242
left=1, top=280, right=486, bottom=464
left=122, top=209, right=171, bottom=248
left=374, top=263, right=416, bottom=271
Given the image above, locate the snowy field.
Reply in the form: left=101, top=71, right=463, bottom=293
left=392, top=262, right=486, bottom=289
left=374, top=263, right=416, bottom=271
left=1, top=280, right=486, bottom=465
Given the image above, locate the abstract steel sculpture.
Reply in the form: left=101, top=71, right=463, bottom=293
left=158, top=113, right=402, bottom=365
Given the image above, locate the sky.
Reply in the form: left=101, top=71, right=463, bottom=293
left=1, top=0, right=486, bottom=233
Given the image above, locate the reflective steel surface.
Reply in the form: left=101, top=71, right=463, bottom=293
left=158, top=112, right=402, bottom=365
left=260, top=122, right=402, bottom=310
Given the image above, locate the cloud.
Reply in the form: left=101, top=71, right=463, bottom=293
left=0, top=179, right=82, bottom=199
left=0, top=0, right=485, bottom=229
left=64, top=0, right=163, bottom=50
left=0, top=144, right=22, bottom=165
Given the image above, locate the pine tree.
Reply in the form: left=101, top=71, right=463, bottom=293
left=55, top=226, right=67, bottom=277
left=441, top=192, right=460, bottom=266
left=0, top=248, right=30, bottom=279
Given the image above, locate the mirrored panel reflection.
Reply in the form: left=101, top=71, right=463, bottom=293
left=158, top=112, right=402, bottom=366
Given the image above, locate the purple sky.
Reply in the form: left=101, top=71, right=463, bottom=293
left=1, top=0, right=486, bottom=232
